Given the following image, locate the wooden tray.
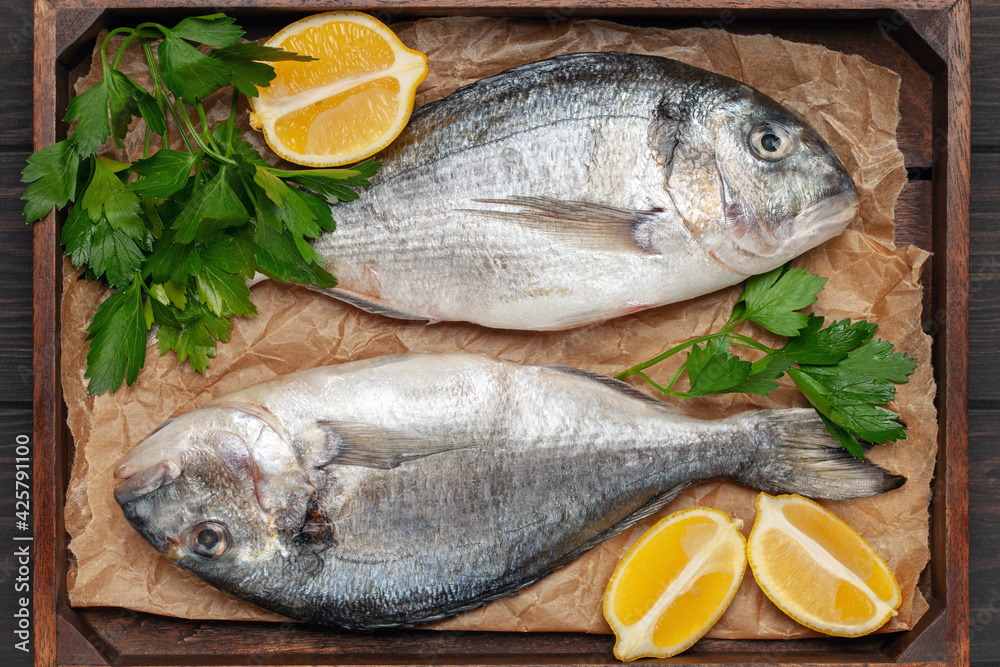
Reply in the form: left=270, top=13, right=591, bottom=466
left=31, top=1, right=970, bottom=665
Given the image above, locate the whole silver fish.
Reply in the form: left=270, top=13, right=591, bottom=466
left=115, top=353, right=900, bottom=629
left=303, top=52, right=858, bottom=330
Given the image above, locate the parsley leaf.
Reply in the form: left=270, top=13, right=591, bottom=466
left=80, top=156, right=143, bottom=237
left=170, top=14, right=244, bottom=47
left=156, top=299, right=232, bottom=374
left=729, top=354, right=793, bottom=396
left=735, top=264, right=827, bottom=336
left=90, top=222, right=146, bottom=288
left=158, top=32, right=232, bottom=103
left=781, top=315, right=877, bottom=365
left=22, top=140, right=80, bottom=222
left=64, top=78, right=112, bottom=156
left=685, top=336, right=752, bottom=396
left=61, top=203, right=94, bottom=267
left=149, top=280, right=187, bottom=312
left=787, top=365, right=906, bottom=449
left=146, top=227, right=203, bottom=286
left=831, top=337, right=918, bottom=383
left=618, top=263, right=918, bottom=457
left=24, top=14, right=381, bottom=393
left=134, top=91, right=167, bottom=137
left=254, top=221, right=337, bottom=287
left=196, top=264, right=257, bottom=318
left=816, top=412, right=866, bottom=460
left=130, top=149, right=199, bottom=197
left=209, top=42, right=314, bottom=98
left=201, top=234, right=255, bottom=278
left=85, top=277, right=149, bottom=395
left=172, top=168, right=250, bottom=243
left=275, top=161, right=381, bottom=204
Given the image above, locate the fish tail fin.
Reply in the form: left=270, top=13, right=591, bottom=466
left=733, top=408, right=905, bottom=500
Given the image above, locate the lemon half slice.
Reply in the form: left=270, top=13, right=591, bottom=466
left=250, top=11, right=428, bottom=167
left=603, top=507, right=747, bottom=661
left=747, top=493, right=901, bottom=637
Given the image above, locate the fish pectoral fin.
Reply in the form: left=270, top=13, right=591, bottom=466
left=315, top=420, right=471, bottom=469
left=465, top=196, right=663, bottom=254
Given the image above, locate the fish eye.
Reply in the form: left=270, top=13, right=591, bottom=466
left=749, top=123, right=792, bottom=161
left=188, top=521, right=229, bottom=559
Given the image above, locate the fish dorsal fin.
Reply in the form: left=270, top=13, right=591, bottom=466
left=541, top=365, right=679, bottom=411
left=464, top=196, right=663, bottom=254
left=315, top=421, right=472, bottom=470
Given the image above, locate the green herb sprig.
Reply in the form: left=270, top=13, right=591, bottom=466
left=616, top=265, right=917, bottom=458
left=22, top=14, right=380, bottom=396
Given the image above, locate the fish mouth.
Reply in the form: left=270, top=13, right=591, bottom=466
left=790, top=189, right=859, bottom=241
left=114, top=459, right=182, bottom=506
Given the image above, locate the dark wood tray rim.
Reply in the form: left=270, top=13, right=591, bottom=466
left=31, top=1, right=971, bottom=665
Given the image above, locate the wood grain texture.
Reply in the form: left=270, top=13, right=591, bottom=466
left=970, top=409, right=1000, bottom=664
left=33, top=1, right=60, bottom=665
left=968, top=153, right=1000, bottom=401
left=896, top=179, right=934, bottom=321
left=0, top=151, right=34, bottom=404
left=942, top=3, right=970, bottom=665
left=0, top=0, right=32, bottom=149
left=13, top=1, right=974, bottom=666
left=24, top=0, right=967, bottom=10
left=972, top=0, right=1000, bottom=148
left=0, top=0, right=37, bottom=664
left=64, top=607, right=909, bottom=665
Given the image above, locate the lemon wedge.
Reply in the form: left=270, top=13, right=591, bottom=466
left=250, top=11, right=428, bottom=167
left=747, top=492, right=901, bottom=637
left=603, top=507, right=747, bottom=661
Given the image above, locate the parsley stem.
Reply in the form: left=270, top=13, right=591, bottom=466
left=113, top=33, right=141, bottom=70
left=174, top=98, right=236, bottom=166
left=196, top=102, right=213, bottom=148
left=101, top=27, right=134, bottom=68
left=135, top=35, right=236, bottom=165
left=141, top=38, right=193, bottom=153
left=661, top=361, right=689, bottom=394
left=615, top=332, right=723, bottom=380
left=225, top=89, right=239, bottom=154
left=635, top=371, right=668, bottom=394
left=727, top=332, right=773, bottom=353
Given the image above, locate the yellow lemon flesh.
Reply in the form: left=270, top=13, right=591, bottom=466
left=603, top=507, right=747, bottom=661
left=747, top=492, right=901, bottom=637
left=249, top=11, right=428, bottom=167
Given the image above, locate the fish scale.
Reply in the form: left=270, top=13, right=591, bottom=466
left=299, top=52, right=858, bottom=330
left=115, top=353, right=902, bottom=629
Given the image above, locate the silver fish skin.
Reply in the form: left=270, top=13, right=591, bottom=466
left=304, top=52, right=858, bottom=330
left=114, top=354, right=901, bottom=629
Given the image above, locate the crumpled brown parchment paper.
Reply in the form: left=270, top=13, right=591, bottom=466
left=62, top=17, right=934, bottom=639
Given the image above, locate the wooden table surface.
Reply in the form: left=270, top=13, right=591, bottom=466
left=0, top=1, right=992, bottom=665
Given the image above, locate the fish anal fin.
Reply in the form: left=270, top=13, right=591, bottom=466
left=316, top=420, right=471, bottom=470
left=466, top=196, right=663, bottom=254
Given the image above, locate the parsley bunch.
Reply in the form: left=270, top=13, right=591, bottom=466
left=616, top=265, right=917, bottom=458
left=22, top=14, right=380, bottom=396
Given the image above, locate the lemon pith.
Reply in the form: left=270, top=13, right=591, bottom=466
left=603, top=507, right=747, bottom=661
left=249, top=11, right=428, bottom=167
left=747, top=493, right=901, bottom=637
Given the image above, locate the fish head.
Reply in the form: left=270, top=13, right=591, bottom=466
left=668, top=82, right=858, bottom=275
left=113, top=405, right=312, bottom=586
